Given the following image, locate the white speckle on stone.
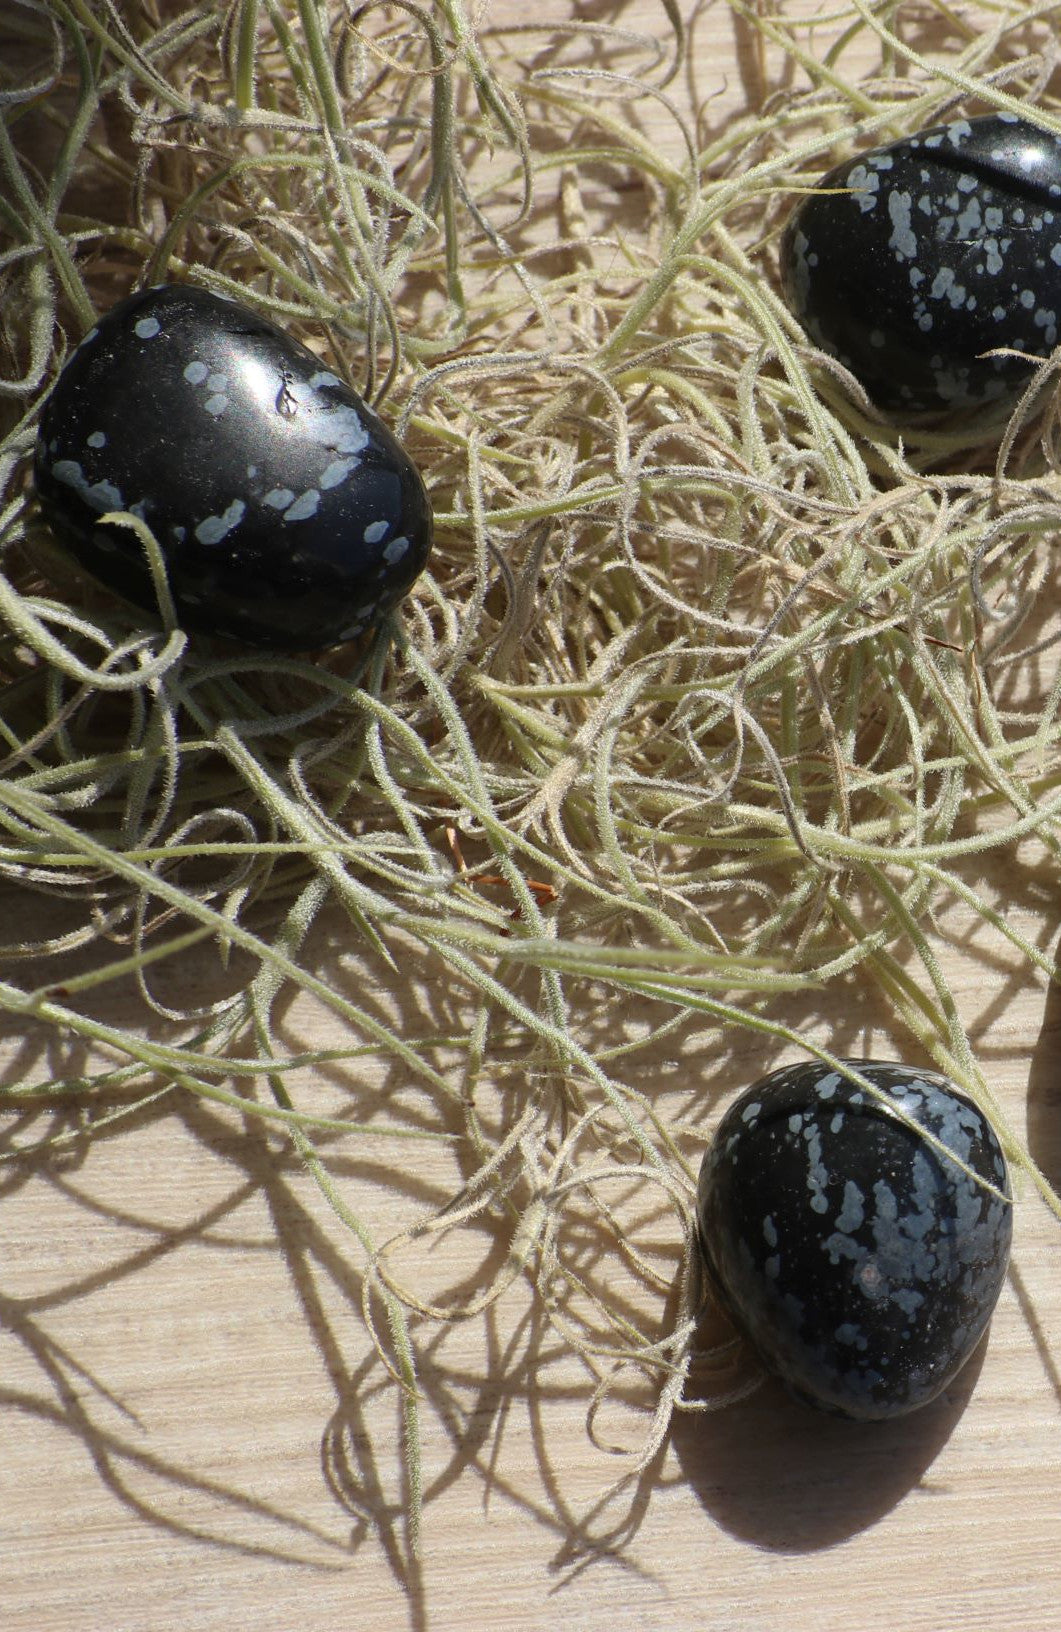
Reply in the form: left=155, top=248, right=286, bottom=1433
left=184, top=361, right=209, bottom=385
left=984, top=238, right=1005, bottom=274
left=933, top=366, right=969, bottom=403
left=320, top=457, right=359, bottom=489
left=888, top=190, right=918, bottom=259
left=320, top=405, right=370, bottom=456
left=847, top=164, right=880, bottom=213
left=52, top=458, right=126, bottom=514
left=195, top=499, right=246, bottom=545
left=363, top=519, right=389, bottom=544
left=382, top=534, right=409, bottom=564
left=955, top=196, right=982, bottom=238
left=857, top=1260, right=884, bottom=1299
left=869, top=329, right=885, bottom=348
left=930, top=267, right=968, bottom=309
left=803, top=1122, right=830, bottom=1217
left=205, top=394, right=229, bottom=416
left=86, top=431, right=106, bottom=449
left=284, top=489, right=320, bottom=522
left=309, top=371, right=340, bottom=390
left=1021, top=288, right=1036, bottom=308
left=247, top=465, right=258, bottom=478
left=835, top=1180, right=865, bottom=1234
left=207, top=372, right=228, bottom=392
left=85, top=479, right=125, bottom=513
left=135, top=316, right=161, bottom=339
left=264, top=488, right=295, bottom=510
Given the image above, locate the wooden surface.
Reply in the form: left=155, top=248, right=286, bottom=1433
left=6, top=4, right=1061, bottom=1629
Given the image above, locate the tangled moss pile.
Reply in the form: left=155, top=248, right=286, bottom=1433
left=2, top=0, right=1061, bottom=1535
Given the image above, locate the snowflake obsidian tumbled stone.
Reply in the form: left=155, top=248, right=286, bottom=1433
left=780, top=112, right=1061, bottom=412
left=34, top=285, right=432, bottom=649
left=696, top=1060, right=1012, bottom=1420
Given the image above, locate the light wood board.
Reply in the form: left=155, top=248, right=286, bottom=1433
left=4, top=3, right=1060, bottom=1629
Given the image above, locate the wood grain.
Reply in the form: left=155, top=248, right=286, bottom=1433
left=4, top=4, right=1060, bottom=1629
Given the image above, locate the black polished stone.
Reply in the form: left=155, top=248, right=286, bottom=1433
left=34, top=284, right=433, bottom=649
left=696, top=1060, right=1012, bottom=1420
left=780, top=112, right=1061, bottom=412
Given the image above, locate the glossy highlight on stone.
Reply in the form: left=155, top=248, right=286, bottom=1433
left=696, top=1059, right=1012, bottom=1420
left=34, top=285, right=433, bottom=649
left=780, top=112, right=1061, bottom=412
